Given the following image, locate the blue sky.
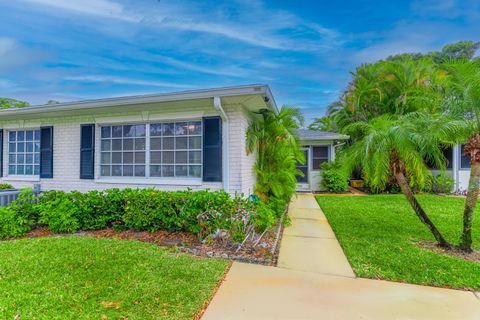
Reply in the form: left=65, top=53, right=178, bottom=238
left=0, top=0, right=479, bottom=123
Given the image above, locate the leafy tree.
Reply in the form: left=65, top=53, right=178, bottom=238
left=310, top=41, right=479, bottom=133
left=444, top=60, right=480, bottom=252
left=387, top=41, right=480, bottom=63
left=308, top=109, right=338, bottom=132
left=246, top=106, right=304, bottom=202
left=314, top=58, right=444, bottom=135
left=0, top=98, right=29, bottom=109
left=340, top=113, right=463, bottom=247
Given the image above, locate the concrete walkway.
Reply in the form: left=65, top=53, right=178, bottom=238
left=278, top=193, right=355, bottom=277
left=202, top=193, right=480, bottom=320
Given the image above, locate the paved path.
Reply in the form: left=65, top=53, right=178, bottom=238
left=202, top=193, right=480, bottom=320
left=278, top=193, right=355, bottom=277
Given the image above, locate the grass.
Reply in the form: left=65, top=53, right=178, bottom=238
left=0, top=237, right=229, bottom=319
left=316, top=194, right=480, bottom=290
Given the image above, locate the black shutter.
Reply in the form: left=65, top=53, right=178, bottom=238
left=0, top=129, right=3, bottom=177
left=203, top=116, right=222, bottom=182
left=40, top=126, right=53, bottom=178
left=80, top=124, right=95, bottom=179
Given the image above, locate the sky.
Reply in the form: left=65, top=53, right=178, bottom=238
left=0, top=0, right=479, bottom=123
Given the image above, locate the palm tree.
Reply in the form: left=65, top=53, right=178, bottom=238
left=322, top=58, right=445, bottom=134
left=340, top=113, right=463, bottom=248
left=246, top=105, right=305, bottom=201
left=444, top=60, right=480, bottom=252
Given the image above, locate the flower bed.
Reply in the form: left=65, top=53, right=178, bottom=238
left=0, top=188, right=287, bottom=262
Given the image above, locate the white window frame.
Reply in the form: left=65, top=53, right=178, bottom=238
left=311, top=145, right=330, bottom=171
left=7, top=129, right=41, bottom=178
left=98, top=120, right=203, bottom=181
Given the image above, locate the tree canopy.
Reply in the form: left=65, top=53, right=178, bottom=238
left=0, top=97, right=29, bottom=109
left=309, top=41, right=480, bottom=133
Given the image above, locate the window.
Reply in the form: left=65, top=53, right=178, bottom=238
left=427, top=147, right=453, bottom=170
left=460, top=144, right=471, bottom=169
left=100, top=121, right=202, bottom=178
left=8, top=130, right=40, bottom=175
left=100, top=124, right=146, bottom=177
left=312, top=146, right=329, bottom=170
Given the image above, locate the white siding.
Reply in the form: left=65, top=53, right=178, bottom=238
left=225, top=104, right=256, bottom=197
left=0, top=104, right=256, bottom=196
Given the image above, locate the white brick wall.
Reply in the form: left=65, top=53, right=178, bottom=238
left=0, top=104, right=256, bottom=195
left=225, top=104, right=256, bottom=197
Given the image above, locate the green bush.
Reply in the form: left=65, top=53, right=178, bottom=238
left=0, top=188, right=284, bottom=240
left=38, top=191, right=82, bottom=233
left=0, top=207, right=31, bottom=238
left=0, top=189, right=37, bottom=238
left=426, top=174, right=455, bottom=194
left=0, top=183, right=14, bottom=190
left=320, top=162, right=348, bottom=193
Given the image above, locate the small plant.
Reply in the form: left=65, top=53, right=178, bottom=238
left=320, top=162, right=348, bottom=193
left=426, top=174, right=455, bottom=194
left=0, top=183, right=14, bottom=190
left=1, top=188, right=284, bottom=242
left=0, top=189, right=38, bottom=238
left=38, top=191, right=82, bottom=233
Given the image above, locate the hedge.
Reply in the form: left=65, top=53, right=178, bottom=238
left=0, top=188, right=285, bottom=240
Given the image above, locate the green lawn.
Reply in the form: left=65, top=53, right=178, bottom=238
left=0, top=237, right=229, bottom=319
left=316, top=194, right=480, bottom=290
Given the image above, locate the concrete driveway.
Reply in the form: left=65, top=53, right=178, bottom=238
left=202, top=193, right=480, bottom=320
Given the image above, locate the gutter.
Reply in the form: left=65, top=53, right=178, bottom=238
left=0, top=84, right=276, bottom=116
left=213, top=96, right=230, bottom=193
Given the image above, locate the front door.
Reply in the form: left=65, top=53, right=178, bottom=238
left=296, top=148, right=309, bottom=188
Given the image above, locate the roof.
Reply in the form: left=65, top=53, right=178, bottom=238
left=0, top=84, right=277, bottom=117
left=296, top=129, right=348, bottom=141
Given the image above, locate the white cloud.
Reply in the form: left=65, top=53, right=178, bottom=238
left=23, top=0, right=139, bottom=22
left=64, top=75, right=193, bottom=89
left=153, top=55, right=250, bottom=77
left=21, top=0, right=342, bottom=52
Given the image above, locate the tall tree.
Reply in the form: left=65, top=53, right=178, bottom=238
left=444, top=60, right=480, bottom=252
left=340, top=113, right=462, bottom=247
left=246, top=106, right=304, bottom=201
left=387, top=41, right=480, bottom=62
left=310, top=58, right=444, bottom=134
left=0, top=97, right=29, bottom=109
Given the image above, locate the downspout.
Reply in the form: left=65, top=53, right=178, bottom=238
left=213, top=96, right=229, bottom=193
left=332, top=141, right=346, bottom=162
left=453, top=144, right=460, bottom=192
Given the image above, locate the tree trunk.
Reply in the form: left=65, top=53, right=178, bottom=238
left=460, top=161, right=480, bottom=252
left=394, top=171, right=451, bottom=248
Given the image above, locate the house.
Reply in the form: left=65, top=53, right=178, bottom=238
left=295, top=129, right=348, bottom=192
left=0, top=84, right=277, bottom=196
left=430, top=145, right=471, bottom=193
left=295, top=132, right=471, bottom=193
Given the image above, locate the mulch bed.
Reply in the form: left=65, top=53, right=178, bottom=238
left=417, top=240, right=480, bottom=263
left=16, top=224, right=284, bottom=266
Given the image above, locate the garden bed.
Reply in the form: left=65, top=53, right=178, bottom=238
left=18, top=222, right=285, bottom=265
left=1, top=188, right=288, bottom=265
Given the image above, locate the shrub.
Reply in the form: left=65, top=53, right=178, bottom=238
left=0, top=207, right=32, bottom=238
left=0, top=183, right=14, bottom=190
left=320, top=162, right=348, bottom=193
left=38, top=191, right=82, bottom=233
left=427, top=174, right=455, bottom=194
left=0, top=189, right=37, bottom=238
left=2, top=188, right=285, bottom=241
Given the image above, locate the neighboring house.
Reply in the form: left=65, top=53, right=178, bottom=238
left=296, top=129, right=348, bottom=192
left=0, top=84, right=277, bottom=196
left=429, top=145, right=471, bottom=193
